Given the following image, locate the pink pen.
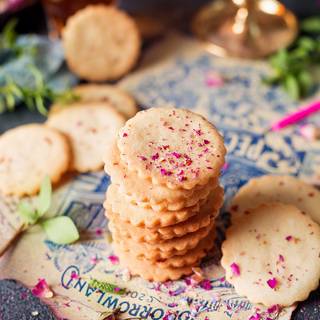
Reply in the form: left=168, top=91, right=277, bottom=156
left=271, top=100, right=320, bottom=131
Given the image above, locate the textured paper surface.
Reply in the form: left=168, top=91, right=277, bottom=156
left=1, top=33, right=319, bottom=320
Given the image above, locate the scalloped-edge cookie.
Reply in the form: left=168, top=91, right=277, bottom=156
left=63, top=5, right=141, bottom=81
left=107, top=186, right=223, bottom=243
left=104, top=183, right=203, bottom=228
left=221, top=203, right=320, bottom=307
left=72, top=84, right=138, bottom=119
left=112, top=220, right=214, bottom=261
left=115, top=247, right=194, bottom=282
left=230, top=175, right=320, bottom=224
left=105, top=143, right=219, bottom=211
left=113, top=229, right=215, bottom=269
left=0, top=124, right=70, bottom=196
left=47, top=102, right=125, bottom=172
left=117, top=107, right=226, bottom=190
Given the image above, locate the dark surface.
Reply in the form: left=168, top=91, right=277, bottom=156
left=0, top=279, right=57, bottom=320
left=292, top=288, right=320, bottom=320
left=0, top=107, right=45, bottom=133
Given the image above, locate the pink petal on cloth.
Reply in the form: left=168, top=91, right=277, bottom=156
left=299, top=124, right=320, bottom=141
left=199, top=279, right=212, bottom=290
left=205, top=72, right=225, bottom=87
left=108, top=255, right=119, bottom=265
left=249, top=313, right=261, bottom=320
left=32, top=278, right=53, bottom=298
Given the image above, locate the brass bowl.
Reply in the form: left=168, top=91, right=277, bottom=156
left=192, top=0, right=298, bottom=59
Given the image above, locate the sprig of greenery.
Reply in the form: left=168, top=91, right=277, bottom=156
left=18, top=176, right=79, bottom=245
left=0, top=65, right=79, bottom=115
left=265, top=16, right=320, bottom=100
left=0, top=19, right=36, bottom=57
left=0, top=19, right=79, bottom=115
left=89, top=279, right=126, bottom=295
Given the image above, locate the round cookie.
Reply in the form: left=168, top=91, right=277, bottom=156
left=47, top=102, right=125, bottom=172
left=115, top=246, right=194, bottom=282
left=72, top=84, right=138, bottom=119
left=112, top=220, right=214, bottom=261
left=113, top=230, right=215, bottom=269
left=230, top=175, right=320, bottom=224
left=221, top=203, right=320, bottom=307
left=63, top=5, right=141, bottom=81
left=105, top=144, right=218, bottom=211
left=107, top=186, right=223, bottom=243
left=105, top=184, right=203, bottom=228
left=0, top=124, right=70, bottom=196
left=117, top=108, right=226, bottom=190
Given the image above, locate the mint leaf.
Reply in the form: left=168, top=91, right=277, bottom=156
left=89, top=279, right=125, bottom=295
left=301, top=16, right=320, bottom=34
left=284, top=75, right=300, bottom=100
left=18, top=201, right=38, bottom=225
left=35, top=175, right=52, bottom=217
left=42, top=216, right=79, bottom=244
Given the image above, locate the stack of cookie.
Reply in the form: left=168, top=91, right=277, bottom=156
left=104, top=107, right=226, bottom=282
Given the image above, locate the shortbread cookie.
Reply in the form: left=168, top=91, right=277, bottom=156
left=221, top=203, right=320, bottom=307
left=0, top=124, right=70, bottom=196
left=63, top=5, right=141, bottom=81
left=107, top=186, right=223, bottom=243
left=117, top=108, right=226, bottom=190
left=114, top=230, right=215, bottom=269
left=73, top=84, right=137, bottom=119
left=105, top=144, right=218, bottom=211
left=113, top=220, right=214, bottom=261
left=47, top=102, right=125, bottom=172
left=115, top=246, right=194, bottom=282
left=105, top=184, right=202, bottom=228
left=230, top=175, right=320, bottom=224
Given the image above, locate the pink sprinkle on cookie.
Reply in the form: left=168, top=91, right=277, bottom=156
left=267, top=278, right=278, bottom=289
left=230, top=262, right=241, bottom=276
left=117, top=107, right=226, bottom=190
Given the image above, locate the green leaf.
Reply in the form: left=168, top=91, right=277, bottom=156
left=284, top=75, right=300, bottom=99
left=301, top=16, right=320, bottom=34
left=18, top=201, right=38, bottom=225
left=42, top=216, right=79, bottom=244
left=269, top=49, right=289, bottom=72
left=297, top=70, right=313, bottom=97
left=89, top=279, right=126, bottom=295
left=0, top=19, right=18, bottom=50
left=35, top=175, right=52, bottom=217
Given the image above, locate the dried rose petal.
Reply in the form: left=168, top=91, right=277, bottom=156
left=199, top=279, right=212, bottom=290
left=108, top=255, right=119, bottom=265
left=230, top=262, right=241, bottom=276
left=70, top=272, right=79, bottom=280
left=285, top=235, right=293, bottom=241
left=32, top=278, right=53, bottom=298
left=205, top=72, right=225, bottom=88
left=267, top=304, right=280, bottom=314
left=151, top=153, right=159, bottom=160
left=267, top=277, right=278, bottom=289
left=249, top=313, right=261, bottom=320
left=172, top=152, right=181, bottom=159
left=299, top=124, right=320, bottom=141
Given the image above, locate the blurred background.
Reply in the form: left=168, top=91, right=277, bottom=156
left=0, top=0, right=318, bottom=36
